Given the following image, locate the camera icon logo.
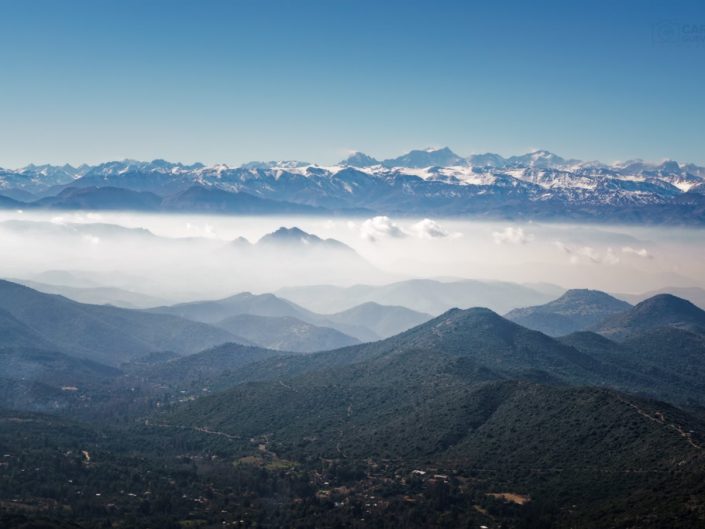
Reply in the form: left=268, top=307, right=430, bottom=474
left=653, top=21, right=681, bottom=44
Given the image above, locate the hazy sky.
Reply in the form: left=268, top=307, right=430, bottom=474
left=1, top=0, right=705, bottom=167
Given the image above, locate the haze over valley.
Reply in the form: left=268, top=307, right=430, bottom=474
left=1, top=209, right=703, bottom=304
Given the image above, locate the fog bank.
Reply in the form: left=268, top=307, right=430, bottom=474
left=0, top=210, right=703, bottom=303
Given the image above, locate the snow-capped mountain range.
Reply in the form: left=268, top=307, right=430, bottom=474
left=1, top=148, right=704, bottom=223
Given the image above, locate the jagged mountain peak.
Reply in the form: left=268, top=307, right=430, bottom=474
left=257, top=226, right=354, bottom=252
left=382, top=146, right=465, bottom=168
left=339, top=151, right=380, bottom=167
left=506, top=150, right=568, bottom=168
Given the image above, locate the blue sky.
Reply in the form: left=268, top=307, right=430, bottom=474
left=1, top=0, right=704, bottom=167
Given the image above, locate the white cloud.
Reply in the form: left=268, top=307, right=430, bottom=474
left=51, top=213, right=103, bottom=225
left=185, top=222, right=216, bottom=238
left=492, top=226, right=534, bottom=245
left=603, top=247, right=620, bottom=265
left=555, top=241, right=619, bottom=265
left=82, top=234, right=101, bottom=245
left=554, top=241, right=571, bottom=253
left=622, top=246, right=652, bottom=259
left=360, top=216, right=407, bottom=242
left=577, top=246, right=601, bottom=263
left=410, top=218, right=458, bottom=239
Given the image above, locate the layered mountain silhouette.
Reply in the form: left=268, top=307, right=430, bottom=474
left=322, top=302, right=432, bottom=339
left=166, top=301, right=705, bottom=470
left=151, top=291, right=386, bottom=342
left=3, top=282, right=705, bottom=528
left=13, top=279, right=168, bottom=309
left=0, top=280, right=239, bottom=366
left=178, top=298, right=705, bottom=405
left=277, top=278, right=559, bottom=315
left=214, top=314, right=360, bottom=352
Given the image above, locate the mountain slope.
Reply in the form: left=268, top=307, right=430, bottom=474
left=214, top=314, right=360, bottom=352
left=382, top=147, right=465, bottom=168
left=557, top=330, right=705, bottom=405
left=617, top=286, right=705, bottom=310
left=14, top=279, right=168, bottom=309
left=277, top=279, right=560, bottom=315
left=160, top=305, right=705, bottom=529
left=505, top=289, right=632, bottom=336
left=593, top=294, right=705, bottom=341
left=127, top=342, right=288, bottom=391
left=202, top=307, right=663, bottom=396
left=0, top=194, right=24, bottom=208
left=623, top=327, right=705, bottom=396
left=34, top=186, right=162, bottom=210
left=161, top=185, right=323, bottom=214
left=0, top=280, right=238, bottom=366
left=0, top=309, right=55, bottom=350
left=165, top=313, right=705, bottom=503
left=322, top=302, right=432, bottom=339
left=0, top=348, right=119, bottom=389
left=151, top=291, right=316, bottom=324
left=150, top=292, right=378, bottom=342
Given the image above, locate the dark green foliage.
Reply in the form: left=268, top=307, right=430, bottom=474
left=126, top=342, right=288, bottom=389
left=4, top=292, right=705, bottom=528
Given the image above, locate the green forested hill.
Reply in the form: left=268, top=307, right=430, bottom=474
left=505, top=288, right=632, bottom=336
left=3, top=295, right=705, bottom=528
left=593, top=293, right=705, bottom=341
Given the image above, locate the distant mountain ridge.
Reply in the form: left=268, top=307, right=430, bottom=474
left=0, top=279, right=239, bottom=366
left=277, top=278, right=560, bottom=315
left=505, top=289, right=632, bottom=336
left=149, top=292, right=412, bottom=342
left=2, top=148, right=705, bottom=222
left=214, top=314, right=360, bottom=352
left=592, top=294, right=705, bottom=341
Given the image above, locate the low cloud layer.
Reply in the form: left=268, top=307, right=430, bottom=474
left=555, top=241, right=620, bottom=265
left=622, top=246, right=652, bottom=259
left=0, top=210, right=698, bottom=298
left=358, top=216, right=458, bottom=242
left=493, top=227, right=534, bottom=245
